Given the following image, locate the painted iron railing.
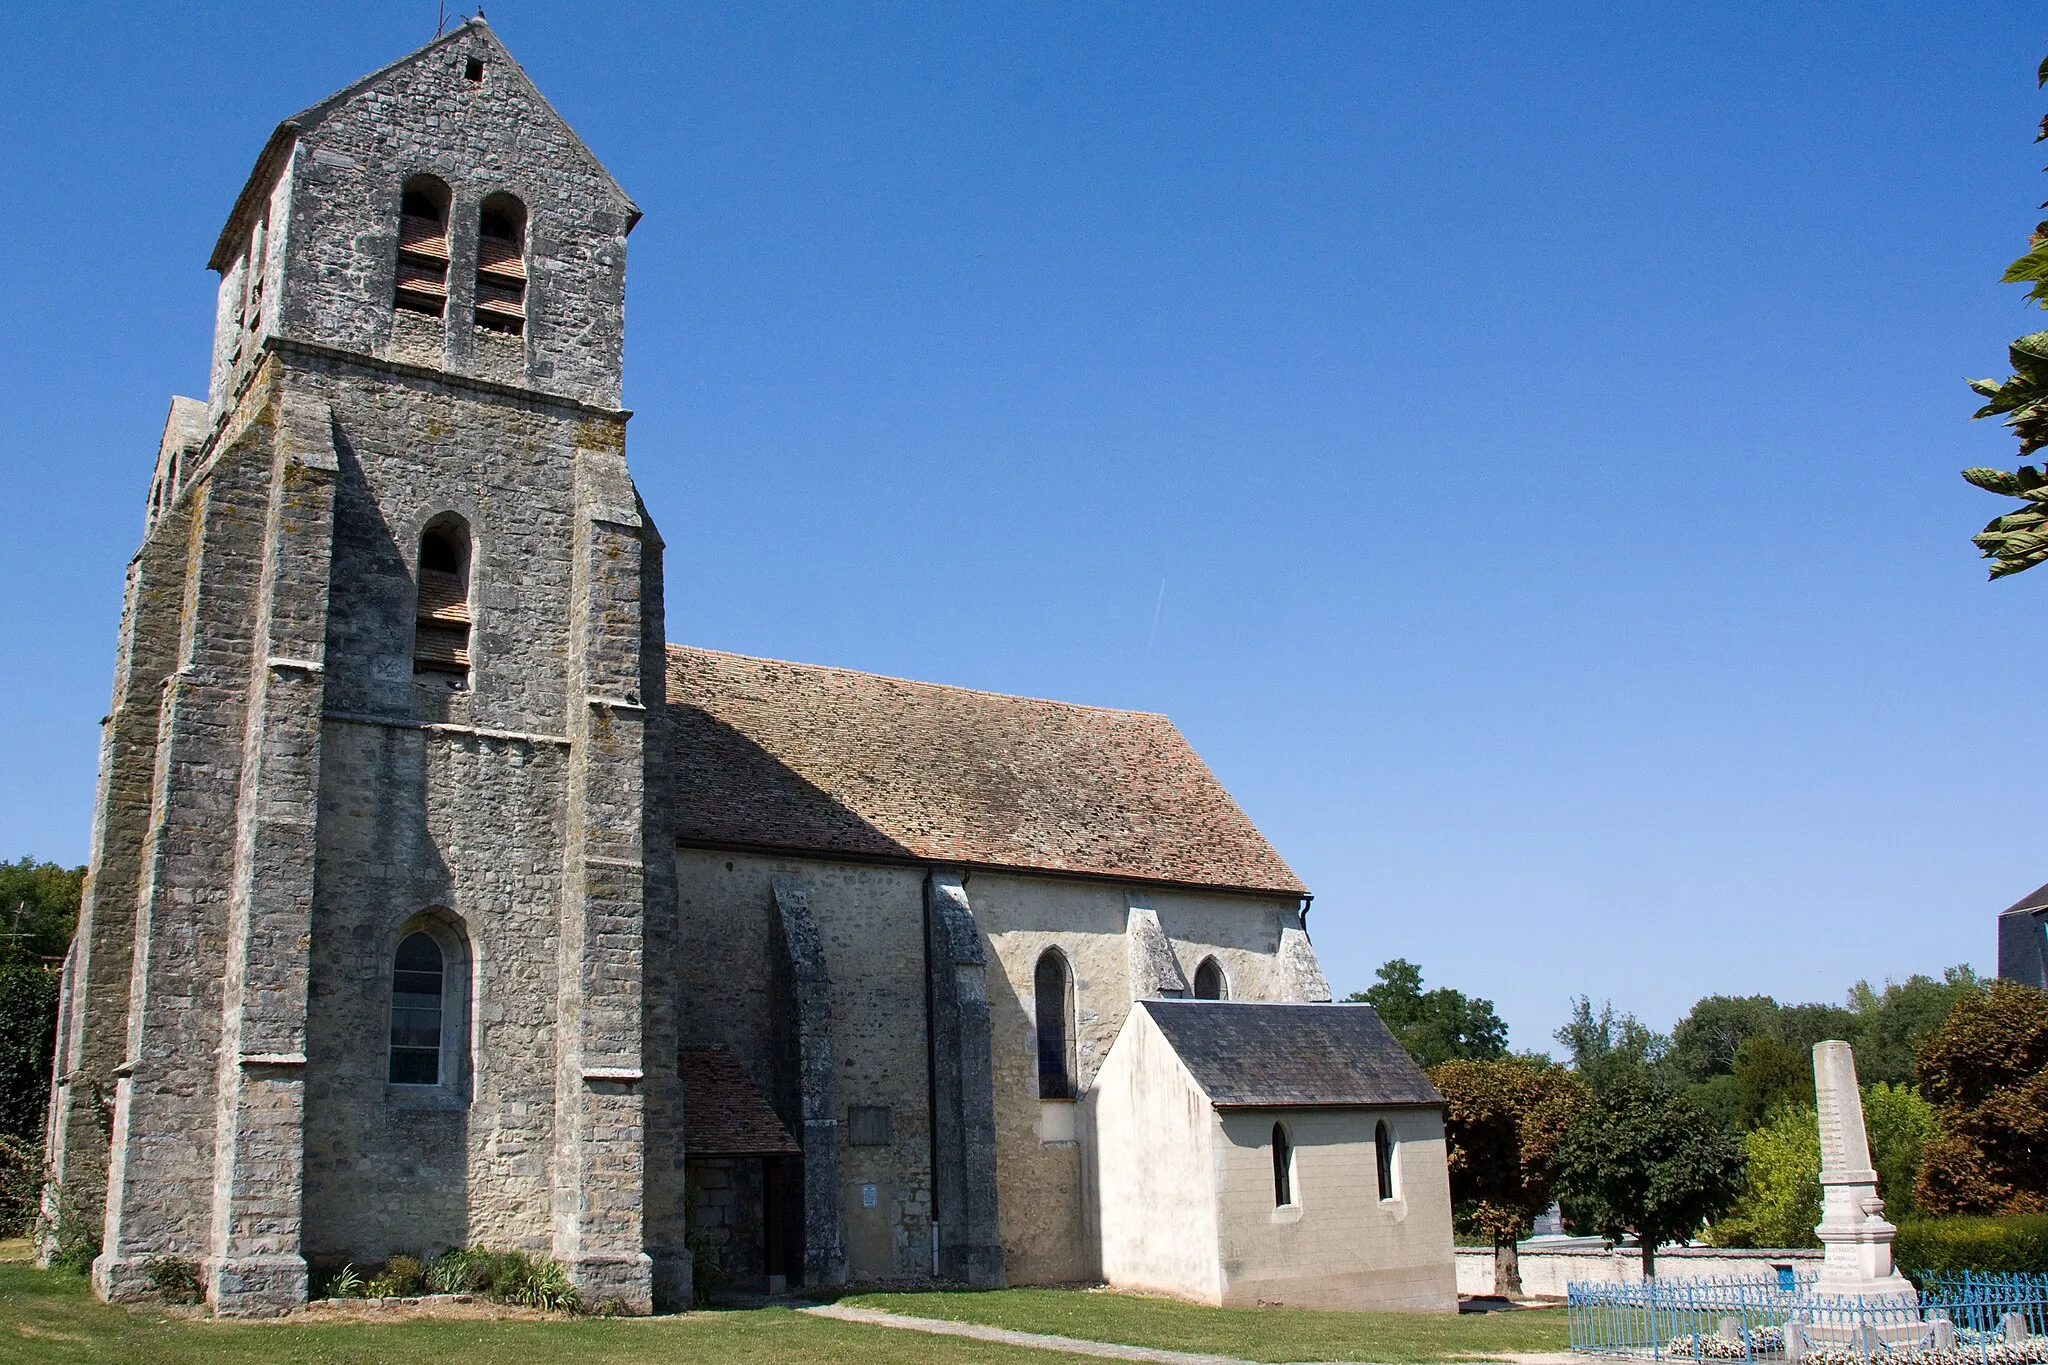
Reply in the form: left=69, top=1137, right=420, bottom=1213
left=1567, top=1272, right=2048, bottom=1364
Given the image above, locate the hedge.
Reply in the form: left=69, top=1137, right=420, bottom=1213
left=1894, top=1215, right=2048, bottom=1279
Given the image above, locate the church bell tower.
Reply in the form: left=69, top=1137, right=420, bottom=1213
left=41, top=20, right=685, bottom=1315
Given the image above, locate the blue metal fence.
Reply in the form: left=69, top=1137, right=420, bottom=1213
left=1566, top=1272, right=2048, bottom=1364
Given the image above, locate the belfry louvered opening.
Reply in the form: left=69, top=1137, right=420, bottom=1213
left=414, top=518, right=472, bottom=681
left=395, top=176, right=452, bottom=317
left=474, top=193, right=527, bottom=335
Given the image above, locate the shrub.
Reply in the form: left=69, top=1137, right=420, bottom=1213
left=39, top=1193, right=99, bottom=1276
left=145, top=1255, right=204, bottom=1305
left=423, top=1246, right=578, bottom=1312
left=367, top=1253, right=425, bottom=1297
left=315, top=1263, right=365, bottom=1299
left=0, top=1134, right=41, bottom=1237
left=0, top=964, right=60, bottom=1142
left=1894, top=1215, right=2048, bottom=1280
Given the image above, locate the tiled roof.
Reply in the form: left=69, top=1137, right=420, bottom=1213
left=679, top=1048, right=799, bottom=1155
left=1138, top=1001, right=1443, bottom=1108
left=664, top=645, right=1305, bottom=895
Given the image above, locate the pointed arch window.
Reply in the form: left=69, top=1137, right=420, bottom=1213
left=1273, top=1122, right=1294, bottom=1207
left=1034, top=948, right=1075, bottom=1100
left=1375, top=1119, right=1396, bottom=1201
left=395, top=176, right=451, bottom=317
left=1192, top=957, right=1226, bottom=1000
left=414, top=518, right=472, bottom=681
left=474, top=194, right=527, bottom=335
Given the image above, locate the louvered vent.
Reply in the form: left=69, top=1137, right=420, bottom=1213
left=475, top=201, right=527, bottom=335
left=414, top=528, right=472, bottom=680
left=396, top=181, right=451, bottom=318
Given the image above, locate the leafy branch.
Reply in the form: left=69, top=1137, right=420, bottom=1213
left=1962, top=54, right=2048, bottom=579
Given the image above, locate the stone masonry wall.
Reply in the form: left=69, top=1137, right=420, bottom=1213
left=234, top=22, right=635, bottom=412
left=676, top=850, right=932, bottom=1282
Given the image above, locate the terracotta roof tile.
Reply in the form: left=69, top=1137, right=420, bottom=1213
left=665, top=645, right=1305, bottom=896
left=679, top=1047, right=800, bottom=1156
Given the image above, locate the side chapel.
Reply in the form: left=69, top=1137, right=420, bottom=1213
left=40, top=20, right=1458, bottom=1316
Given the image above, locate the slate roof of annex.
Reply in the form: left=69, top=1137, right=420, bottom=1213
left=1139, top=1001, right=1443, bottom=1108
left=664, top=644, right=1306, bottom=896
left=2002, top=881, right=2048, bottom=916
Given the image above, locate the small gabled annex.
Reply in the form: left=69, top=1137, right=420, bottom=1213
left=1087, top=1001, right=1457, bottom=1312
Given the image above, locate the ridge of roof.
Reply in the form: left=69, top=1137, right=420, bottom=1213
left=664, top=642, right=1170, bottom=720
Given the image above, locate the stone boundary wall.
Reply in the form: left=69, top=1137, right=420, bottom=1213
left=1454, top=1244, right=1822, bottom=1298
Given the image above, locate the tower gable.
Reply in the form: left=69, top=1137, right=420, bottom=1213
left=204, top=19, right=639, bottom=410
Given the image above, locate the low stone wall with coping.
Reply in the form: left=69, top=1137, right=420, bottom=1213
left=1455, top=1242, right=1822, bottom=1298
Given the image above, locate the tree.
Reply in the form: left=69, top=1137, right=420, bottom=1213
left=1712, top=1086, right=1939, bottom=1249
left=1430, top=1058, right=1591, bottom=1295
left=1554, top=1077, right=1745, bottom=1275
left=1731, top=1035, right=1809, bottom=1128
left=1347, top=959, right=1509, bottom=1069
left=1668, top=995, right=1782, bottom=1085
left=1554, top=997, right=1670, bottom=1095
left=1712, top=1104, right=1822, bottom=1249
left=1914, top=980, right=2048, bottom=1215
left=1960, top=55, right=2048, bottom=577
left=0, top=858, right=84, bottom=964
left=1846, top=968, right=1985, bottom=1088
left=0, top=857, right=82, bottom=1144
left=1863, top=1082, right=1941, bottom=1221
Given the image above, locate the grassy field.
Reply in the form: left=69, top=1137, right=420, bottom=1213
left=841, top=1286, right=1573, bottom=1363
left=0, top=1263, right=1061, bottom=1365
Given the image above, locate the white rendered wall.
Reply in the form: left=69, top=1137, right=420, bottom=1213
left=1213, top=1106, right=1457, bottom=1313
left=1089, top=1008, right=1223, bottom=1302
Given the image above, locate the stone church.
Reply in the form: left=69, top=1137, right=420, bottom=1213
left=40, top=20, right=1457, bottom=1317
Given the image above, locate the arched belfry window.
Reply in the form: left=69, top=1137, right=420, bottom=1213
left=1034, top=949, right=1075, bottom=1100
left=388, top=913, right=471, bottom=1092
left=1193, top=957, right=1227, bottom=1000
left=474, top=194, right=527, bottom=335
left=1273, top=1122, right=1294, bottom=1207
left=395, top=176, right=451, bottom=317
left=414, top=518, right=472, bottom=682
left=1375, top=1119, right=1396, bottom=1200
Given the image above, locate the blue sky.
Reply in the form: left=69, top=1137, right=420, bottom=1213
left=1, top=2, right=2042, bottom=1051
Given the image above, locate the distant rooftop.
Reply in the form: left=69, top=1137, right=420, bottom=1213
left=665, top=644, right=1306, bottom=896
left=1140, top=1000, right=1442, bottom=1108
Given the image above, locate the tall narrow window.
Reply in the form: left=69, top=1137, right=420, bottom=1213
left=413, top=519, right=472, bottom=681
left=1193, top=958, right=1226, bottom=1000
left=474, top=194, right=527, bottom=335
left=1375, top=1119, right=1396, bottom=1200
left=1034, top=949, right=1075, bottom=1100
left=389, top=932, right=445, bottom=1084
left=395, top=176, right=451, bottom=316
left=1273, top=1122, right=1293, bottom=1206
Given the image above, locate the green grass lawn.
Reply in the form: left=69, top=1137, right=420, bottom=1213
left=841, top=1287, right=1572, bottom=1363
left=0, top=1263, right=1062, bottom=1365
